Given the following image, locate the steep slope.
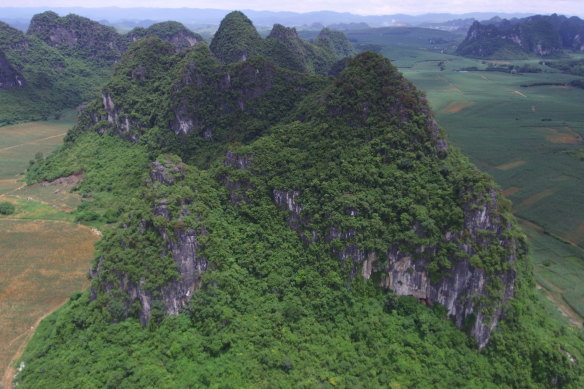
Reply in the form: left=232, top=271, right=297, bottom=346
left=16, top=13, right=584, bottom=384
left=127, top=21, right=204, bottom=52
left=0, top=19, right=112, bottom=124
left=71, top=37, right=328, bottom=167
left=456, top=14, right=584, bottom=58
left=209, top=11, right=264, bottom=64
left=0, top=49, right=25, bottom=88
left=210, top=11, right=353, bottom=76
left=27, top=11, right=127, bottom=63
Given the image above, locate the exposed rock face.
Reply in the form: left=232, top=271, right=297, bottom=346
left=379, top=190, right=517, bottom=349
left=91, top=159, right=207, bottom=325
left=457, top=14, right=584, bottom=58
left=27, top=11, right=127, bottom=63
left=0, top=50, right=26, bottom=88
left=269, top=183, right=517, bottom=348
left=126, top=21, right=203, bottom=52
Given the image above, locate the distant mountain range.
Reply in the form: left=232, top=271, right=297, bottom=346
left=456, top=14, right=584, bottom=58
left=0, top=7, right=537, bottom=31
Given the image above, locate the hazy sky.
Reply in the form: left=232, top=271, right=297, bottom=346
left=2, top=0, right=582, bottom=17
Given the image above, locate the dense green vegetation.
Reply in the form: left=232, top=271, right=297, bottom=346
left=0, top=201, right=15, bottom=215
left=0, top=20, right=113, bottom=124
left=456, top=14, right=584, bottom=59
left=0, top=13, right=208, bottom=126
left=210, top=11, right=352, bottom=75
left=14, top=13, right=584, bottom=385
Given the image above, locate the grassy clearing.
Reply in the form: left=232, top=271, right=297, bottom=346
left=0, top=116, right=74, bottom=196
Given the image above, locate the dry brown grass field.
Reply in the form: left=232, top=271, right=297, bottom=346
left=0, top=116, right=97, bottom=388
left=0, top=220, right=98, bottom=388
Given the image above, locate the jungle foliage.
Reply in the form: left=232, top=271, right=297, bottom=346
left=14, top=12, right=584, bottom=389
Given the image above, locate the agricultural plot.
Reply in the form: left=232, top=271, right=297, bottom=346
left=0, top=115, right=97, bottom=387
left=0, top=116, right=74, bottom=195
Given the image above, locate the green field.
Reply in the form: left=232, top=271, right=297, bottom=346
left=347, top=28, right=584, bottom=325
left=0, top=115, right=97, bottom=388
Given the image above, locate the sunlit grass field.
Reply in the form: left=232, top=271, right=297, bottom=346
left=0, top=114, right=97, bottom=386
left=348, top=28, right=584, bottom=324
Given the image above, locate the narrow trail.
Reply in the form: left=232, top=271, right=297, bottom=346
left=0, top=133, right=66, bottom=152
left=1, top=300, right=67, bottom=389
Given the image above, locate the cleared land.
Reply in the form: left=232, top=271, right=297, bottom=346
left=0, top=115, right=97, bottom=388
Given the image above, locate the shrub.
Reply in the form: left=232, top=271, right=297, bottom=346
left=0, top=201, right=15, bottom=215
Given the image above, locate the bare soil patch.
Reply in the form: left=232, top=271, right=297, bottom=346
left=518, top=188, right=554, bottom=208
left=496, top=160, right=526, bottom=171
left=442, top=101, right=475, bottom=114
left=512, top=90, right=527, bottom=98
left=502, top=186, right=521, bottom=196
left=544, top=128, right=581, bottom=144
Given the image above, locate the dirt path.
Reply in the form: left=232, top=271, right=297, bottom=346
left=0, top=133, right=66, bottom=152
left=1, top=300, right=67, bottom=389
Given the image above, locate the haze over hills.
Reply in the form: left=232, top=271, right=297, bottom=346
left=4, top=9, right=583, bottom=388
left=0, top=7, right=537, bottom=32
left=457, top=14, right=584, bottom=58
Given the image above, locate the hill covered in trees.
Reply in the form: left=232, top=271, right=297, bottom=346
left=11, top=11, right=584, bottom=388
left=0, top=10, right=349, bottom=125
left=456, top=14, right=584, bottom=59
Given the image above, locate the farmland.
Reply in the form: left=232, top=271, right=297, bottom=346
left=347, top=27, right=584, bottom=325
left=0, top=115, right=97, bottom=388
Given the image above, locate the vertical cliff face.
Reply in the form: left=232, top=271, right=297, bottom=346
left=126, top=21, right=204, bottom=52
left=27, top=11, right=127, bottom=63
left=379, top=189, right=517, bottom=349
left=0, top=50, right=26, bottom=88
left=90, top=159, right=208, bottom=325
left=456, top=14, right=584, bottom=58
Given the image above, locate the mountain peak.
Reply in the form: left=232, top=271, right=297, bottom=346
left=209, top=11, right=263, bottom=64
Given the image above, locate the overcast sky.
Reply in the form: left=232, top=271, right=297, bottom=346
left=2, top=0, right=582, bottom=17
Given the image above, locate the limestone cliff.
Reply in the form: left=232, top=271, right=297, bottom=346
left=0, top=50, right=26, bottom=88
left=457, top=14, right=584, bottom=58
left=90, top=159, right=208, bottom=324
left=127, top=21, right=204, bottom=52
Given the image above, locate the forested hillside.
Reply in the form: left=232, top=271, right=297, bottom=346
left=11, top=11, right=584, bottom=388
left=456, top=14, right=584, bottom=59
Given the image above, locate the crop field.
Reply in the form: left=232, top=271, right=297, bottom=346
left=0, top=220, right=97, bottom=388
left=0, top=115, right=97, bottom=387
left=0, top=116, right=74, bottom=195
left=348, top=30, right=584, bottom=323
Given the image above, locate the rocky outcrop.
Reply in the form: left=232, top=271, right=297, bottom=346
left=457, top=14, right=584, bottom=58
left=209, top=11, right=264, bottom=64
left=378, top=190, right=517, bottom=349
left=127, top=21, right=204, bottom=52
left=0, top=50, right=26, bottom=88
left=269, top=183, right=517, bottom=348
left=91, top=159, right=207, bottom=325
left=27, top=11, right=127, bottom=63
